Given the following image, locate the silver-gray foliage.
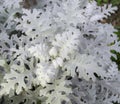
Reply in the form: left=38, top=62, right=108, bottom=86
left=0, top=0, right=120, bottom=104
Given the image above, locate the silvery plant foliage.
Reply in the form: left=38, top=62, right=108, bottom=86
left=0, top=0, right=120, bottom=104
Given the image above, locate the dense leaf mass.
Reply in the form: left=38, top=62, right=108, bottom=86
left=0, top=0, right=120, bottom=104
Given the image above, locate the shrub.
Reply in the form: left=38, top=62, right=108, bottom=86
left=0, top=0, right=120, bottom=104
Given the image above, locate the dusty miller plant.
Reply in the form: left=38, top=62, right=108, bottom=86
left=0, top=0, right=120, bottom=104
